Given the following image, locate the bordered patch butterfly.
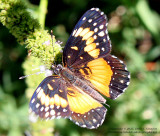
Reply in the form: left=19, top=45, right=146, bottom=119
left=29, top=8, right=130, bottom=129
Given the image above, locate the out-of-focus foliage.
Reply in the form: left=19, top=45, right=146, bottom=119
left=0, top=0, right=160, bottom=136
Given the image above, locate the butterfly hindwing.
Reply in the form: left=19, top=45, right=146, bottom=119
left=66, top=84, right=107, bottom=129
left=29, top=76, right=71, bottom=120
left=76, top=54, right=130, bottom=99
left=63, top=8, right=111, bottom=68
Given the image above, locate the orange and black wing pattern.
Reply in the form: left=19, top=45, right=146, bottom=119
left=63, top=8, right=111, bottom=68
left=66, top=84, right=107, bottom=129
left=29, top=76, right=71, bottom=120
left=29, top=76, right=107, bottom=129
left=29, top=7, right=130, bottom=129
left=77, top=54, right=130, bottom=99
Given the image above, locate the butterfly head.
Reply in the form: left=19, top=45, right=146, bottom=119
left=51, top=64, right=63, bottom=75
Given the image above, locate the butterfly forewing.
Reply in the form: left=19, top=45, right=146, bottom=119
left=63, top=8, right=111, bottom=68
left=29, top=76, right=71, bottom=120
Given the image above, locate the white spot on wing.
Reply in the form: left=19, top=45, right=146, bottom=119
left=31, top=98, right=35, bottom=104
left=82, top=17, right=86, bottom=20
left=88, top=19, right=92, bottom=23
left=40, top=107, right=44, bottom=111
left=94, top=28, right=98, bottom=32
left=45, top=107, right=49, bottom=111
left=45, top=112, right=49, bottom=117
left=50, top=110, right=55, bottom=115
left=99, top=25, right=104, bottom=29
left=93, top=23, right=97, bottom=26
left=36, top=103, right=40, bottom=108
left=36, top=87, right=41, bottom=93
left=98, top=31, right=105, bottom=37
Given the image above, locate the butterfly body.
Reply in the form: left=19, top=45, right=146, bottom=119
left=29, top=8, right=130, bottom=129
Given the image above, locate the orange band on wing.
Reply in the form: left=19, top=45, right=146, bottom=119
left=80, top=58, right=113, bottom=97
left=67, top=87, right=103, bottom=114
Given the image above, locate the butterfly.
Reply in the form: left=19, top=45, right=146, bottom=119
left=29, top=8, right=130, bottom=129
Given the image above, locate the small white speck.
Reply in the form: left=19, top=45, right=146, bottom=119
left=57, top=106, right=60, bottom=109
left=110, top=83, right=112, bottom=86
left=127, top=82, right=130, bottom=85
left=112, top=78, right=115, bottom=80
left=88, top=19, right=92, bottom=23
left=96, top=43, right=99, bottom=46
left=77, top=114, right=80, bottom=116
left=93, top=35, right=97, bottom=39
left=96, top=123, right=100, bottom=128
left=123, top=88, right=127, bottom=92
left=128, top=75, right=131, bottom=78
left=36, top=103, right=40, bottom=108
left=101, top=12, right=104, bottom=15
left=72, top=29, right=77, bottom=36
left=84, top=115, right=86, bottom=118
left=99, top=25, right=104, bottom=29
left=94, top=28, right=98, bottom=32
left=93, top=23, right=97, bottom=26
left=112, top=55, right=117, bottom=58
left=45, top=112, right=49, bottom=117
left=103, top=38, right=106, bottom=42
left=82, top=125, right=87, bottom=128
left=98, top=31, right=105, bottom=37
left=82, top=17, right=86, bottom=21
left=50, top=110, right=55, bottom=115
left=96, top=8, right=99, bottom=11
left=101, top=47, right=105, bottom=51
left=107, top=35, right=110, bottom=40
left=120, top=80, right=124, bottom=83
left=50, top=105, right=54, bottom=109
left=91, top=8, right=95, bottom=10
left=63, top=109, right=67, bottom=112
left=106, top=30, right=108, bottom=34
left=31, top=98, right=35, bottom=104
left=75, top=122, right=79, bottom=125
left=45, top=107, right=49, bottom=111
left=91, top=126, right=95, bottom=129
left=40, top=107, right=44, bottom=111
left=91, top=110, right=94, bottom=112
left=119, top=60, right=123, bottom=63
left=36, top=87, right=41, bottom=93
left=93, top=118, right=97, bottom=123
left=115, top=72, right=117, bottom=75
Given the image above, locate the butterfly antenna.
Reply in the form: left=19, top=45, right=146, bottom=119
left=19, top=71, right=45, bottom=79
left=51, top=30, right=55, bottom=66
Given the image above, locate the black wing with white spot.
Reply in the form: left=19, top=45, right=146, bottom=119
left=29, top=76, right=71, bottom=120
left=104, top=54, right=130, bottom=99
left=63, top=8, right=111, bottom=68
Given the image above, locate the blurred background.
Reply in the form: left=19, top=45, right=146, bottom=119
left=0, top=0, right=160, bottom=136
